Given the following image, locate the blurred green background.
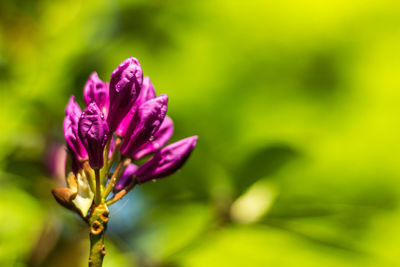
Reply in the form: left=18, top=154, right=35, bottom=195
left=1, top=0, right=400, bottom=266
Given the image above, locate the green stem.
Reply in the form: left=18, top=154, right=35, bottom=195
left=88, top=204, right=109, bottom=267
left=100, top=138, right=112, bottom=186
left=106, top=179, right=137, bottom=206
left=103, top=157, right=131, bottom=200
left=94, top=169, right=102, bottom=205
left=103, top=159, right=123, bottom=199
left=106, top=137, right=122, bottom=175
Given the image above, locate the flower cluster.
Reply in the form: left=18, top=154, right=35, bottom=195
left=53, top=57, right=197, bottom=217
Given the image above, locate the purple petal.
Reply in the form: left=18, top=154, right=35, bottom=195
left=120, top=94, right=168, bottom=156
left=63, top=96, right=88, bottom=161
left=107, top=57, right=143, bottom=132
left=78, top=102, right=109, bottom=169
left=83, top=72, right=109, bottom=116
left=115, top=104, right=138, bottom=138
left=135, top=136, right=198, bottom=183
left=113, top=164, right=138, bottom=193
left=136, top=76, right=156, bottom=107
left=115, top=76, right=156, bottom=138
left=133, top=116, right=174, bottom=160
left=65, top=96, right=82, bottom=123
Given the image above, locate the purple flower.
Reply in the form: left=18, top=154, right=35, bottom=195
left=113, top=164, right=138, bottom=193
left=133, top=116, right=174, bottom=160
left=120, top=95, right=168, bottom=157
left=115, top=105, right=138, bottom=138
left=135, top=136, right=198, bottom=183
left=78, top=102, right=109, bottom=169
left=107, top=57, right=143, bottom=132
left=65, top=96, right=82, bottom=124
left=56, top=55, right=199, bottom=256
left=83, top=72, right=109, bottom=116
left=115, top=76, right=156, bottom=138
left=63, top=96, right=88, bottom=162
left=136, top=76, right=156, bottom=107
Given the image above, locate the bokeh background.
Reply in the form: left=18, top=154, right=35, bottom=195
left=1, top=0, right=400, bottom=266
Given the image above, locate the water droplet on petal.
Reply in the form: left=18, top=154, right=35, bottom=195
left=100, top=113, right=104, bottom=119
left=149, top=136, right=154, bottom=141
left=153, top=142, right=159, bottom=148
left=115, top=84, right=121, bottom=94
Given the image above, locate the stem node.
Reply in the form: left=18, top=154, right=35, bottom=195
left=88, top=204, right=108, bottom=267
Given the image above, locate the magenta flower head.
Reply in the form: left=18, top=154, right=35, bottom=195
left=78, top=102, right=109, bottom=169
left=120, top=94, right=168, bottom=157
left=107, top=57, right=143, bottom=132
left=134, top=136, right=198, bottom=183
left=83, top=72, right=109, bottom=116
left=55, top=56, right=197, bottom=267
left=63, top=96, right=88, bottom=162
left=113, top=164, right=138, bottom=193
left=133, top=116, right=174, bottom=160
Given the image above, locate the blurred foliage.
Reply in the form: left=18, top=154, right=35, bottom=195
left=1, top=0, right=400, bottom=266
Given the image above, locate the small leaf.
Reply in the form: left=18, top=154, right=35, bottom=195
left=66, top=171, right=78, bottom=192
left=72, top=172, right=94, bottom=216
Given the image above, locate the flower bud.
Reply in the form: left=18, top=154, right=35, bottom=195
left=133, top=116, right=174, bottom=160
left=113, top=164, right=138, bottom=193
left=115, top=76, right=156, bottom=138
left=83, top=72, right=109, bottom=116
left=78, top=102, right=109, bottom=169
left=120, top=95, right=168, bottom=157
left=115, top=105, right=138, bottom=138
left=107, top=57, right=143, bottom=132
left=63, top=96, right=88, bottom=162
left=136, top=76, right=156, bottom=107
left=65, top=96, right=82, bottom=123
left=52, top=187, right=77, bottom=211
left=135, top=136, right=198, bottom=183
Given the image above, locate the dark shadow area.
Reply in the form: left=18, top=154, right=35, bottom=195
left=233, top=144, right=299, bottom=196
left=300, top=50, right=342, bottom=97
